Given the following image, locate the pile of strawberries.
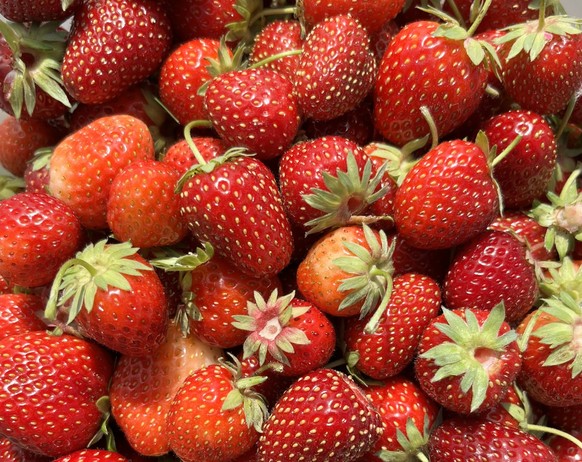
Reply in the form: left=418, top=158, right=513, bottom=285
left=0, top=0, right=581, bottom=461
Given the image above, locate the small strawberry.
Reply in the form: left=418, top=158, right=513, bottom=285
left=61, top=0, right=172, bottom=104
left=0, top=0, right=80, bottom=22
left=23, top=146, right=52, bottom=194
left=107, top=160, right=189, bottom=248
left=394, top=139, right=500, bottom=249
left=0, top=331, right=114, bottom=458
left=428, top=416, right=558, bottom=461
left=53, top=450, right=129, bottom=462
left=45, top=240, right=169, bottom=357
left=233, top=289, right=336, bottom=377
left=415, top=304, right=522, bottom=414
left=0, top=191, right=84, bottom=288
left=0, top=293, right=46, bottom=341
left=0, top=438, right=51, bottom=462
left=48, top=114, right=155, bottom=230
left=110, top=320, right=223, bottom=456
left=257, top=368, right=383, bottom=462
left=294, top=14, right=377, bottom=121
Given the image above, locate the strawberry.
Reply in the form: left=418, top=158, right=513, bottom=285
left=0, top=275, right=12, bottom=294
left=363, top=376, right=439, bottom=461
left=45, top=240, right=169, bottom=357
left=48, top=114, right=155, bottom=229
left=53, top=450, right=129, bottom=461
left=443, top=230, right=539, bottom=324
left=547, top=431, right=582, bottom=462
left=167, top=359, right=269, bottom=462
left=545, top=404, right=582, bottom=433
left=238, top=355, right=295, bottom=408
left=0, top=0, right=80, bottom=22
left=516, top=292, right=582, bottom=407
left=297, top=0, right=405, bottom=35
left=233, top=290, right=336, bottom=377
left=110, top=320, right=223, bottom=456
left=497, top=15, right=582, bottom=115
left=0, top=192, right=84, bottom=288
left=394, top=139, right=500, bottom=249
left=415, top=304, right=522, bottom=414
left=428, top=416, right=558, bottom=461
left=159, top=38, right=225, bottom=126
left=0, top=115, right=63, bottom=177
left=178, top=150, right=293, bottom=277
left=107, top=160, right=189, bottom=248
left=0, top=293, right=46, bottom=341
left=0, top=438, right=51, bottom=462
left=483, top=109, right=557, bottom=210
left=0, top=331, right=114, bottom=457
left=374, top=20, right=489, bottom=146
left=61, top=0, right=172, bottom=104
left=204, top=67, right=301, bottom=161
left=23, top=146, right=52, bottom=194
left=257, top=368, right=383, bottom=461
left=162, top=137, right=226, bottom=175
left=294, top=14, right=377, bottom=121
left=344, top=272, right=441, bottom=380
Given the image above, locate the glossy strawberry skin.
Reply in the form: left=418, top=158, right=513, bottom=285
left=48, top=115, right=155, bottom=230
left=444, top=0, right=537, bottom=33
left=0, top=0, right=80, bottom=22
left=0, top=438, right=51, bottom=462
left=304, top=103, right=375, bottom=146
left=110, top=321, right=223, bottom=456
left=429, top=417, right=558, bottom=462
left=547, top=431, right=582, bottom=462
left=294, top=14, right=377, bottom=121
left=204, top=68, right=301, bottom=161
left=345, top=273, right=442, bottom=380
left=162, top=137, right=226, bottom=176
left=0, top=331, right=114, bottom=458
left=374, top=21, right=488, bottom=146
left=443, top=230, right=538, bottom=324
left=394, top=140, right=499, bottom=250
left=62, top=0, right=172, bottom=104
left=0, top=293, right=46, bottom=341
left=257, top=368, right=383, bottom=462
left=0, top=192, right=84, bottom=288
left=483, top=109, right=557, bottom=210
left=159, top=38, right=224, bottom=126
left=53, top=450, right=129, bottom=461
left=179, top=156, right=293, bottom=278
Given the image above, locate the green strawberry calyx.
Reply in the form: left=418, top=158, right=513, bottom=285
left=87, top=396, right=116, bottom=451
left=539, top=257, right=582, bottom=301
left=0, top=174, right=25, bottom=200
left=419, top=303, right=518, bottom=413
left=334, top=224, right=396, bottom=333
left=232, top=289, right=310, bottom=367
left=44, top=240, right=152, bottom=326
left=302, top=151, right=392, bottom=235
left=377, top=415, right=432, bottom=462
left=364, top=137, right=427, bottom=186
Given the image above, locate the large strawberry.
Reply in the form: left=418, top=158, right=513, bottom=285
left=48, top=114, right=155, bottom=229
left=394, top=139, right=500, bottom=249
left=178, top=149, right=293, bottom=277
left=45, top=240, right=169, bottom=357
left=0, top=331, right=114, bottom=457
left=0, top=0, right=80, bottom=22
left=110, top=320, right=223, bottom=456
left=257, top=368, right=383, bottom=461
left=61, top=0, right=172, bottom=104
left=0, top=192, right=84, bottom=288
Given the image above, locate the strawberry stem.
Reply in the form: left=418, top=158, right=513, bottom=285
left=526, top=423, right=582, bottom=450
left=248, top=49, right=302, bottom=70
left=420, top=106, right=439, bottom=150
left=466, top=0, right=493, bottom=37
left=364, top=273, right=394, bottom=334
left=490, top=134, right=523, bottom=168
left=184, top=120, right=213, bottom=165
left=445, top=0, right=467, bottom=28
left=555, top=92, right=578, bottom=140
left=537, top=0, right=547, bottom=31
left=248, top=6, right=297, bottom=28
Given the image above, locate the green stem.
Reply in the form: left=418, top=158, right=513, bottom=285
left=248, top=48, right=302, bottom=69
left=537, top=0, right=547, bottom=31
left=325, top=357, right=348, bottom=369
left=445, top=0, right=467, bottom=28
left=183, top=120, right=213, bottom=166
left=490, top=134, right=523, bottom=168
left=466, top=0, right=493, bottom=37
left=526, top=423, right=582, bottom=450
left=364, top=275, right=394, bottom=334
left=248, top=6, right=297, bottom=28
left=420, top=106, right=439, bottom=150
left=555, top=91, right=577, bottom=140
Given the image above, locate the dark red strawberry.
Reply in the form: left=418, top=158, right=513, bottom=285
left=0, top=293, right=46, bottom=341
left=53, top=450, right=129, bottom=461
left=547, top=431, right=582, bottom=462
left=0, top=0, right=80, bottom=22
left=0, top=438, right=51, bottom=462
left=61, top=0, right=172, bottom=104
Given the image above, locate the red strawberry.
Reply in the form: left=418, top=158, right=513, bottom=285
left=159, top=38, right=225, bottom=126
left=107, top=160, right=189, bottom=248
left=257, top=368, right=383, bottom=462
left=415, top=304, right=522, bottom=414
left=0, top=293, right=46, bottom=341
left=0, top=438, right=51, bottom=462
left=443, top=230, right=539, bottom=323
left=178, top=151, right=293, bottom=277
left=61, top=0, right=172, bottom=104
left=374, top=20, right=489, bottom=146
left=516, top=293, right=582, bottom=407
left=547, top=431, right=582, bottom=462
left=429, top=416, right=558, bottom=461
left=110, top=320, right=223, bottom=456
left=294, top=14, right=377, bottom=121
left=23, top=147, right=52, bottom=194
left=233, top=290, right=336, bottom=377
left=0, top=115, right=62, bottom=177
left=48, top=114, right=155, bottom=229
left=167, top=360, right=269, bottom=462
left=238, top=355, right=295, bottom=409
left=53, top=450, right=128, bottom=462
left=394, top=139, right=500, bottom=249
left=0, top=275, right=12, bottom=294
left=545, top=403, right=582, bottom=433
left=483, top=109, right=557, bottom=210
left=297, top=0, right=405, bottom=35
left=0, top=331, right=114, bottom=457
left=45, top=240, right=169, bottom=357
left=204, top=67, right=301, bottom=161
left=0, top=0, right=80, bottom=22
left=162, top=137, right=226, bottom=175
left=344, top=272, right=441, bottom=380
left=0, top=192, right=84, bottom=288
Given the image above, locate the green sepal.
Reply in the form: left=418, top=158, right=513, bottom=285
left=87, top=395, right=116, bottom=451
left=225, top=0, right=263, bottom=44
left=540, top=257, right=582, bottom=301
left=149, top=242, right=215, bottom=272
left=376, top=415, right=431, bottom=462
left=365, top=138, right=425, bottom=186
left=0, top=175, right=26, bottom=200
left=433, top=23, right=469, bottom=41
left=62, top=0, right=76, bottom=10
left=198, top=37, right=248, bottom=97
